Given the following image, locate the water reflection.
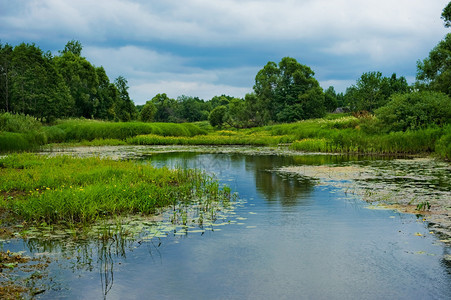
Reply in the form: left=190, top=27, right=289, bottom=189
left=10, top=148, right=451, bottom=299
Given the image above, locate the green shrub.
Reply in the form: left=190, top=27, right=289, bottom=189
left=0, top=112, right=42, bottom=133
left=435, top=126, right=451, bottom=160
left=375, top=91, right=451, bottom=131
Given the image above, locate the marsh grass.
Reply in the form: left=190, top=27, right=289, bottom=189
left=127, top=132, right=294, bottom=146
left=0, top=154, right=232, bottom=225
left=0, top=113, right=47, bottom=152
left=289, top=126, right=444, bottom=154
left=50, top=119, right=207, bottom=142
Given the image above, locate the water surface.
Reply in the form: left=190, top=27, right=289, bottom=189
left=6, top=148, right=451, bottom=299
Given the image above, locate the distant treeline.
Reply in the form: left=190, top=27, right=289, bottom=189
left=1, top=20, right=450, bottom=129
left=0, top=40, right=136, bottom=123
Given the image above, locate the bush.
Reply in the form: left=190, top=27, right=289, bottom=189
left=208, top=106, right=227, bottom=127
left=375, top=91, right=451, bottom=131
left=0, top=112, right=42, bottom=133
left=435, top=126, right=451, bottom=160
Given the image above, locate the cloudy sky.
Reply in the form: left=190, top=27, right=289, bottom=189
left=1, top=0, right=449, bottom=105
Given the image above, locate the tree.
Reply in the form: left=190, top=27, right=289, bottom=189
left=253, top=57, right=325, bottom=123
left=8, top=43, right=73, bottom=122
left=208, top=105, right=227, bottom=127
left=60, top=40, right=82, bottom=56
left=54, top=49, right=99, bottom=118
left=0, top=42, right=13, bottom=112
left=139, top=100, right=157, bottom=122
left=442, top=1, right=451, bottom=28
left=416, top=33, right=451, bottom=96
left=114, top=76, right=136, bottom=121
left=93, top=66, right=117, bottom=120
left=151, top=93, right=177, bottom=122
left=347, top=72, right=409, bottom=112
left=324, top=86, right=338, bottom=112
left=175, top=95, right=208, bottom=122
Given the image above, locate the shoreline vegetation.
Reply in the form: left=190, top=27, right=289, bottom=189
left=0, top=153, right=232, bottom=227
left=1, top=112, right=450, bottom=160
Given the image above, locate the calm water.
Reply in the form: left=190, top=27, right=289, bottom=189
left=6, top=149, right=451, bottom=299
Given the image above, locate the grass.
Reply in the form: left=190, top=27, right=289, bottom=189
left=48, top=119, right=207, bottom=142
left=0, top=154, right=231, bottom=225
left=1, top=113, right=449, bottom=160
left=127, top=131, right=294, bottom=146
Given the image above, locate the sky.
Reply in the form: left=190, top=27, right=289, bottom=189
left=0, top=0, right=449, bottom=105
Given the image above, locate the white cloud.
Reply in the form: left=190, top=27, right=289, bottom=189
left=1, top=0, right=449, bottom=103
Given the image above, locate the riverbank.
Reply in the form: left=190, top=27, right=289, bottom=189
left=1, top=114, right=450, bottom=160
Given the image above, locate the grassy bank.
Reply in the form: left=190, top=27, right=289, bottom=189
left=1, top=113, right=449, bottom=159
left=47, top=119, right=207, bottom=142
left=0, top=154, right=231, bottom=225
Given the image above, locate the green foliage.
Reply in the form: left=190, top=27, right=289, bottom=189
left=139, top=101, right=157, bottom=122
left=127, top=132, right=289, bottom=146
left=49, top=119, right=206, bottom=142
left=114, top=76, right=137, bottom=121
left=0, top=113, right=46, bottom=151
left=375, top=91, right=451, bottom=131
left=0, top=112, right=42, bottom=132
left=60, top=40, right=82, bottom=56
left=435, top=126, right=451, bottom=160
left=253, top=57, right=326, bottom=124
left=347, top=72, right=409, bottom=112
left=0, top=154, right=231, bottom=225
left=442, top=1, right=451, bottom=27
left=324, top=86, right=338, bottom=112
left=208, top=105, right=228, bottom=128
left=1, top=40, right=135, bottom=122
left=176, top=95, right=209, bottom=122
left=290, top=126, right=443, bottom=154
left=416, top=33, right=451, bottom=96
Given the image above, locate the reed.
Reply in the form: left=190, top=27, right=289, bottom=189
left=50, top=119, right=207, bottom=142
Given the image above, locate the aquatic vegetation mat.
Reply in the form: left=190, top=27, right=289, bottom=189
left=278, top=157, right=451, bottom=240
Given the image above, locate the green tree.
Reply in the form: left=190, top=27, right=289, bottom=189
left=208, top=95, right=233, bottom=110
left=114, top=76, right=136, bottom=121
left=0, top=42, right=13, bottom=112
left=442, top=1, right=451, bottom=28
left=54, top=43, right=99, bottom=118
left=243, top=93, right=269, bottom=127
left=324, top=86, right=338, bottom=112
left=9, top=43, right=73, bottom=121
left=347, top=72, right=408, bottom=112
left=151, top=93, right=177, bottom=122
left=416, top=33, right=451, bottom=96
left=208, top=105, right=227, bottom=128
left=176, top=95, right=208, bottom=122
left=253, top=57, right=325, bottom=123
left=60, top=40, right=82, bottom=56
left=93, top=66, right=117, bottom=120
left=139, top=100, right=157, bottom=122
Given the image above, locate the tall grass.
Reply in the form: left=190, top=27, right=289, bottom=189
left=127, top=132, right=294, bottom=146
left=49, top=119, right=207, bottom=142
left=0, top=113, right=46, bottom=152
left=434, top=125, right=451, bottom=160
left=289, top=126, right=444, bottom=154
left=0, top=154, right=231, bottom=225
